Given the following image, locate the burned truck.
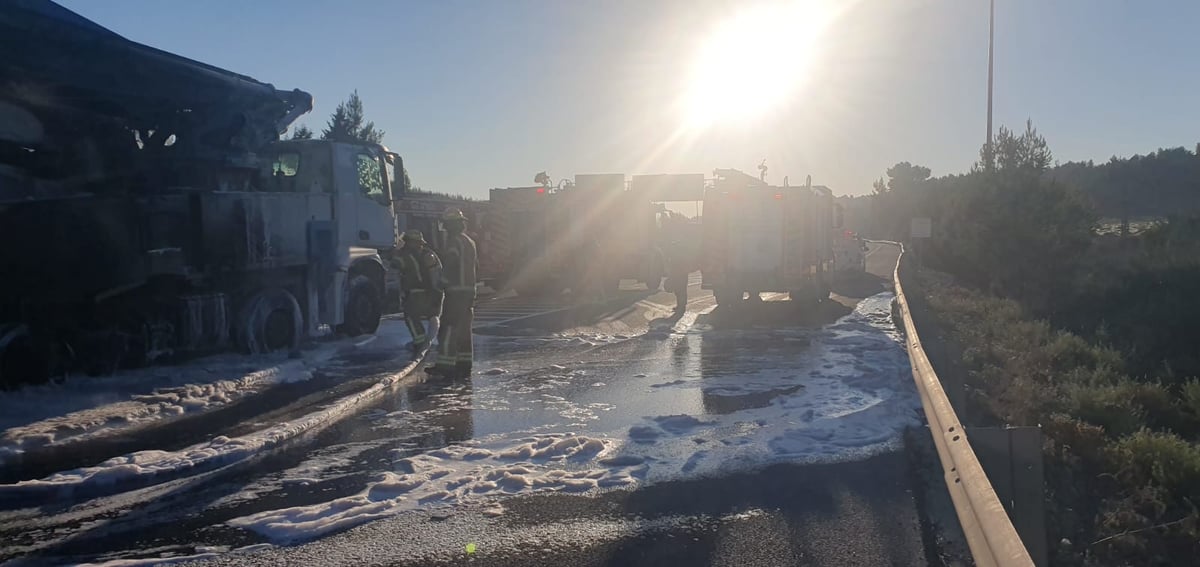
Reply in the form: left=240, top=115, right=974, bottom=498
left=0, top=0, right=404, bottom=385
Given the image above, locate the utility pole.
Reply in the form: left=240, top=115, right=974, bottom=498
left=986, top=0, right=995, bottom=167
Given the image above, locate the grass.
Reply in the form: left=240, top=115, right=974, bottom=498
left=914, top=268, right=1200, bottom=566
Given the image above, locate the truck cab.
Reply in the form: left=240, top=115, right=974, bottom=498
left=257, top=139, right=403, bottom=336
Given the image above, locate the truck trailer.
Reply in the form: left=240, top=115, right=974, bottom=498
left=0, top=0, right=403, bottom=386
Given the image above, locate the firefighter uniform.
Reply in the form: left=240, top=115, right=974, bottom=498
left=428, top=208, right=477, bottom=378
left=665, top=238, right=689, bottom=313
left=663, top=214, right=693, bottom=313
left=396, top=230, right=442, bottom=352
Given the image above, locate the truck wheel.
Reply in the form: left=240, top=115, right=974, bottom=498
left=237, top=289, right=303, bottom=354
left=338, top=275, right=382, bottom=337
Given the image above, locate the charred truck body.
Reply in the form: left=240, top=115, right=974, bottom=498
left=0, top=1, right=403, bottom=385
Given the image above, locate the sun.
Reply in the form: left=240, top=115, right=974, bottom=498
left=681, top=1, right=833, bottom=130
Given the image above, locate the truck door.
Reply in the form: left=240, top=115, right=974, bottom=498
left=730, top=192, right=783, bottom=275
left=333, top=143, right=395, bottom=249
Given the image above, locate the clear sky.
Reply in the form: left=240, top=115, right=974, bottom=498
left=57, top=0, right=1200, bottom=197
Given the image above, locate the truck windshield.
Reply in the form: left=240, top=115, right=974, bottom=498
left=271, top=152, right=300, bottom=177
left=356, top=152, right=387, bottom=204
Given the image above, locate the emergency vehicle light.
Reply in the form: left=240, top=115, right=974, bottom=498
left=536, top=188, right=545, bottom=194
left=774, top=194, right=783, bottom=200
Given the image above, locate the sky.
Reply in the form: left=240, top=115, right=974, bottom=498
left=56, top=0, right=1200, bottom=198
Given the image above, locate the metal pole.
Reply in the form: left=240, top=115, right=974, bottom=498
left=986, top=0, right=995, bottom=158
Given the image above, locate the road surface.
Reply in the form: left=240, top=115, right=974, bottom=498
left=0, top=244, right=930, bottom=566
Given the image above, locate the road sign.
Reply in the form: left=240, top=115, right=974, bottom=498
left=911, top=217, right=932, bottom=239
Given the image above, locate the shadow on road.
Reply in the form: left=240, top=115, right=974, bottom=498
left=829, top=271, right=891, bottom=299
left=696, top=299, right=850, bottom=330
left=477, top=290, right=655, bottom=336
left=492, top=452, right=927, bottom=567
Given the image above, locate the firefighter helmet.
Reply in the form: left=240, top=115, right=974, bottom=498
left=442, top=208, right=467, bottom=222
left=402, top=229, right=426, bottom=243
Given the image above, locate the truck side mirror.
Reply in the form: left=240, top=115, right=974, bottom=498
left=390, top=154, right=408, bottom=200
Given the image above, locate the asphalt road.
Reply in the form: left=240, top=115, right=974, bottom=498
left=3, top=244, right=929, bottom=566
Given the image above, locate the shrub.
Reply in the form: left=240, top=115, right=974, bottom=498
left=1108, top=430, right=1200, bottom=504
left=1067, top=380, right=1184, bottom=437
left=1180, top=379, right=1200, bottom=420
left=1067, top=383, right=1147, bottom=437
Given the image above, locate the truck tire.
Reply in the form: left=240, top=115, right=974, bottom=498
left=338, top=274, right=382, bottom=337
left=790, top=285, right=829, bottom=303
left=237, top=288, right=303, bottom=354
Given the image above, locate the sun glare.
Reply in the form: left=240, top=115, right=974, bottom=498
left=681, top=1, right=832, bottom=130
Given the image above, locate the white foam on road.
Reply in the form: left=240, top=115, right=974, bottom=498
left=0, top=317, right=427, bottom=465
left=75, top=543, right=273, bottom=566
left=228, top=432, right=642, bottom=543
left=226, top=292, right=920, bottom=544
left=0, top=350, right=332, bottom=464
left=0, top=323, right=418, bottom=498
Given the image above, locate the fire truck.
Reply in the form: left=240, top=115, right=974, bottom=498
left=482, top=174, right=664, bottom=297
left=701, top=170, right=837, bottom=306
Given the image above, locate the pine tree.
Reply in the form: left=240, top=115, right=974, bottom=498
left=321, top=90, right=385, bottom=144
left=289, top=124, right=313, bottom=140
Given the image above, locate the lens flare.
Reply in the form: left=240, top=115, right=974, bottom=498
left=681, top=1, right=833, bottom=130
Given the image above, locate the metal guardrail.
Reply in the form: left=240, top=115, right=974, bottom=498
left=885, top=241, right=1035, bottom=567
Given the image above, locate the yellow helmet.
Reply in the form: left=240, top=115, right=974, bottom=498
left=442, top=207, right=467, bottom=222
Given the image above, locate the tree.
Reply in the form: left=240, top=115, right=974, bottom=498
left=883, top=162, right=931, bottom=193
left=871, top=177, right=889, bottom=196
left=289, top=124, right=313, bottom=140
left=869, top=162, right=933, bottom=240
left=977, top=118, right=1051, bottom=174
left=321, top=90, right=385, bottom=144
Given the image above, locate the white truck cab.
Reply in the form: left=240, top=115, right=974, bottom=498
left=259, top=139, right=403, bottom=339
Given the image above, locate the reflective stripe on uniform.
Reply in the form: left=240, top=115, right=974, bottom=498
left=405, top=318, right=426, bottom=342
left=437, top=326, right=456, bottom=365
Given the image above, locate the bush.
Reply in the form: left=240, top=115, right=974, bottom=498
left=1067, top=380, right=1185, bottom=437
left=1181, top=379, right=1200, bottom=421
left=1108, top=430, right=1200, bottom=504
left=916, top=269, right=1200, bottom=564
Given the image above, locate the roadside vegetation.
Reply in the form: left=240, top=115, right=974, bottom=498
left=861, top=122, right=1200, bottom=564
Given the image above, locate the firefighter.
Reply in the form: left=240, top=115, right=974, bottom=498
left=396, top=230, right=442, bottom=354
left=663, top=212, right=690, bottom=314
left=427, top=208, right=477, bottom=378
left=665, top=234, right=689, bottom=314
